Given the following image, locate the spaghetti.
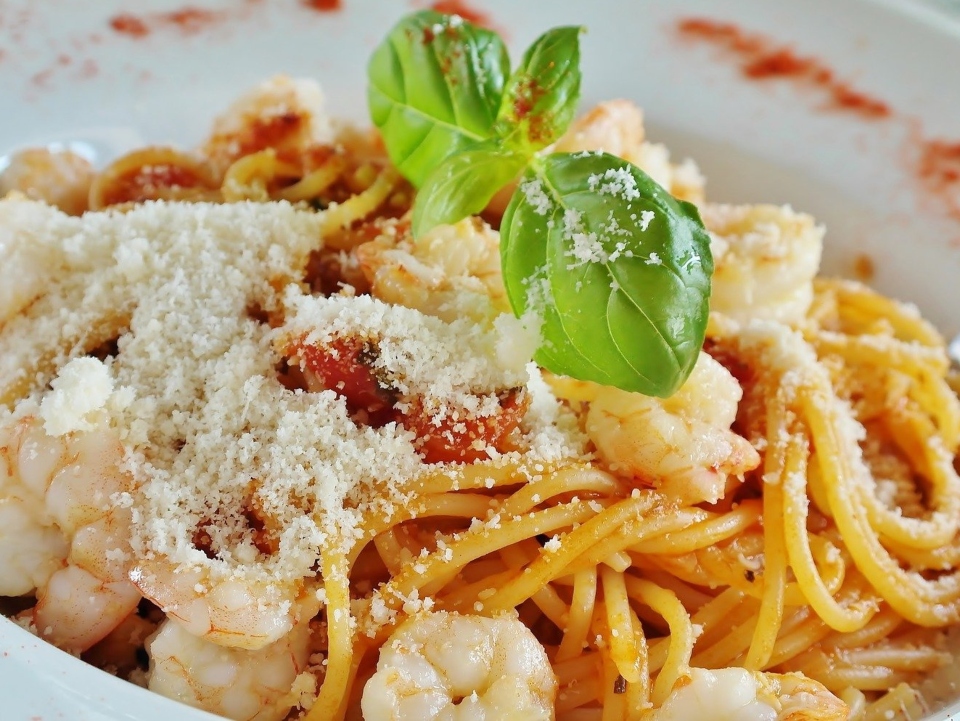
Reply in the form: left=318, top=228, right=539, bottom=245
left=0, top=75, right=957, bottom=721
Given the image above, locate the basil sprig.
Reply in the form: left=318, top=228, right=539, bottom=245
left=369, top=11, right=582, bottom=198
left=368, top=11, right=713, bottom=397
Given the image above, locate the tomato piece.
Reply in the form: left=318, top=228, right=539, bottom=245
left=292, top=336, right=528, bottom=461
left=296, top=337, right=397, bottom=426
left=401, top=389, right=528, bottom=464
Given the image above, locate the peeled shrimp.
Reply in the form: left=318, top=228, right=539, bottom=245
left=700, top=203, right=824, bottom=326
left=146, top=613, right=313, bottom=721
left=0, top=420, right=69, bottom=597
left=356, top=216, right=509, bottom=325
left=0, top=146, right=94, bottom=215
left=643, top=668, right=847, bottom=721
left=0, top=414, right=141, bottom=652
left=586, top=351, right=760, bottom=505
left=553, top=100, right=705, bottom=204
left=361, top=610, right=558, bottom=721
left=131, top=558, right=308, bottom=651
left=202, top=75, right=333, bottom=176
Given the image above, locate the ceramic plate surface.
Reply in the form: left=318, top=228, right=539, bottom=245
left=2, top=0, right=960, bottom=718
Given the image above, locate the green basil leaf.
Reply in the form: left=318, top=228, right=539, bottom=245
left=500, top=152, right=713, bottom=397
left=496, top=26, right=583, bottom=153
left=367, top=11, right=510, bottom=187
left=412, top=145, right=527, bottom=238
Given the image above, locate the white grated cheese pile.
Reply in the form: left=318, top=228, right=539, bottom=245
left=282, top=289, right=527, bottom=423
left=0, top=196, right=585, bottom=588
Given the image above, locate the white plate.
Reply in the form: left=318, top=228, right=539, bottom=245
left=2, top=0, right=960, bottom=718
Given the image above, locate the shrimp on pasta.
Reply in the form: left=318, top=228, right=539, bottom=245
left=645, top=668, right=847, bottom=721
left=201, top=75, right=333, bottom=177
left=552, top=99, right=706, bottom=204
left=356, top=216, right=509, bottom=324
left=145, top=608, right=315, bottom=721
left=582, top=351, right=760, bottom=504
left=0, top=147, right=94, bottom=215
left=361, top=610, right=557, bottom=721
left=130, top=556, right=310, bottom=652
left=3, top=41, right=960, bottom=721
left=0, top=411, right=140, bottom=653
left=702, top=203, right=824, bottom=326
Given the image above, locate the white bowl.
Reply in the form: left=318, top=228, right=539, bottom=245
left=2, top=0, right=960, bottom=718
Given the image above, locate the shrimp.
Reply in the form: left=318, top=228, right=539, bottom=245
left=146, top=611, right=314, bottom=721
left=201, top=75, right=333, bottom=176
left=0, top=414, right=141, bottom=653
left=700, top=203, right=824, bottom=326
left=356, top=216, right=510, bottom=324
left=0, top=420, right=69, bottom=597
left=552, top=100, right=705, bottom=204
left=361, top=610, right=558, bottom=721
left=130, top=558, right=308, bottom=651
left=0, top=147, right=95, bottom=215
left=586, top=351, right=760, bottom=505
left=643, top=668, right=847, bottom=721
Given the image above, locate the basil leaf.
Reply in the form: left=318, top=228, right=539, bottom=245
left=412, top=145, right=527, bottom=237
left=496, top=26, right=582, bottom=153
left=500, top=152, right=713, bottom=397
left=367, top=11, right=509, bottom=187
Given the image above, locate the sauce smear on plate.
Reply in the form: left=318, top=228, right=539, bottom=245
left=677, top=18, right=891, bottom=120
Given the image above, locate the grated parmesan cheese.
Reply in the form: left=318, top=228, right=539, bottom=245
left=519, top=177, right=553, bottom=216
left=39, top=357, right=115, bottom=436
left=0, top=196, right=584, bottom=594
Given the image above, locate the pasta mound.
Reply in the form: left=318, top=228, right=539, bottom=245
left=0, top=77, right=956, bottom=721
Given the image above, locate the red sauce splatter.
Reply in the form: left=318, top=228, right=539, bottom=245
left=29, top=68, right=54, bottom=88
left=853, top=253, right=876, bottom=282
left=918, top=139, right=960, bottom=220
left=677, top=17, right=891, bottom=120
left=302, top=0, right=342, bottom=11
left=108, top=7, right=228, bottom=39
left=677, top=16, right=960, bottom=228
left=78, top=58, right=99, bottom=79
left=19, top=1, right=266, bottom=95
left=509, top=76, right=552, bottom=144
left=163, top=8, right=220, bottom=34
left=429, top=0, right=491, bottom=29
left=109, top=13, right=149, bottom=38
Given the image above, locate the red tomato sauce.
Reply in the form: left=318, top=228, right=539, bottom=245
left=677, top=18, right=891, bottom=120
left=302, top=0, right=342, bottom=11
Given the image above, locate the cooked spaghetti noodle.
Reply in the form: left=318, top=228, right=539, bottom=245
left=0, top=75, right=957, bottom=721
